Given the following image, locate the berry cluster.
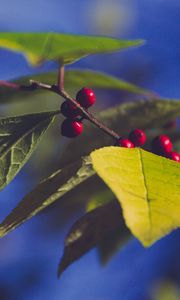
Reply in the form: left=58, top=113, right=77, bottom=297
left=60, top=87, right=95, bottom=138
left=151, top=135, right=180, bottom=162
left=59, top=85, right=179, bottom=164
left=115, top=128, right=146, bottom=148
left=115, top=129, right=180, bottom=163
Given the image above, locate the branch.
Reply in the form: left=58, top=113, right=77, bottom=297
left=0, top=80, right=20, bottom=90
left=55, top=88, right=120, bottom=140
left=0, top=78, right=120, bottom=140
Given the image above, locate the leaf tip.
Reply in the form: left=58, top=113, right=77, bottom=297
left=57, top=257, right=68, bottom=279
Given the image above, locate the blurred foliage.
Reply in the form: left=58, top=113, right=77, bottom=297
left=154, top=281, right=180, bottom=300
left=0, top=69, right=151, bottom=105
left=0, top=33, right=143, bottom=66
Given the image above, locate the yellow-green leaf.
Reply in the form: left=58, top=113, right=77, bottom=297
left=91, top=147, right=180, bottom=246
left=0, top=33, right=144, bottom=66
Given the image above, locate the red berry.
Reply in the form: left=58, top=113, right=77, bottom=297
left=129, top=128, right=146, bottom=147
left=76, top=87, right=96, bottom=108
left=166, top=151, right=180, bottom=162
left=151, top=135, right=172, bottom=155
left=61, top=119, right=83, bottom=138
left=116, top=138, right=135, bottom=148
left=61, top=101, right=81, bottom=118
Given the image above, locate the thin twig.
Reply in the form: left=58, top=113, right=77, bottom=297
left=29, top=80, right=52, bottom=90
left=53, top=86, right=120, bottom=140
left=0, top=80, right=20, bottom=90
left=0, top=78, right=120, bottom=140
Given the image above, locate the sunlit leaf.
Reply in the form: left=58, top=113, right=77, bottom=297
left=0, top=157, right=94, bottom=237
left=0, top=111, right=57, bottom=190
left=60, top=99, right=180, bottom=166
left=0, top=33, right=144, bottom=66
left=58, top=201, right=128, bottom=277
left=91, top=147, right=180, bottom=246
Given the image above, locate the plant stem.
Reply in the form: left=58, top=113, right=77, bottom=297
left=57, top=65, right=65, bottom=91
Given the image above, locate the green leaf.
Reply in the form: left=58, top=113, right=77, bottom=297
left=0, top=157, right=94, bottom=237
left=0, top=111, right=57, bottom=190
left=64, top=70, right=151, bottom=95
left=91, top=147, right=180, bottom=246
left=0, top=69, right=150, bottom=104
left=58, top=201, right=127, bottom=277
left=0, top=33, right=144, bottom=66
left=60, top=99, right=180, bottom=166
left=86, top=188, right=114, bottom=212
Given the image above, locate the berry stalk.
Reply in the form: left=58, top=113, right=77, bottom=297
left=28, top=76, right=120, bottom=140
left=58, top=88, right=120, bottom=139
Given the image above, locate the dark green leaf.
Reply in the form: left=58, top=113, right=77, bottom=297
left=0, top=111, right=57, bottom=190
left=58, top=201, right=129, bottom=277
left=59, top=99, right=180, bottom=166
left=0, top=33, right=144, bottom=66
left=86, top=189, right=131, bottom=265
left=98, top=225, right=130, bottom=265
left=0, top=157, right=94, bottom=237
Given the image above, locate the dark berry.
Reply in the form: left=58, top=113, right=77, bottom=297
left=151, top=135, right=172, bottom=155
left=61, top=101, right=81, bottom=118
left=61, top=119, right=83, bottom=138
left=115, top=138, right=135, bottom=148
left=76, top=87, right=96, bottom=108
left=166, top=151, right=180, bottom=162
left=129, top=128, right=146, bottom=147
